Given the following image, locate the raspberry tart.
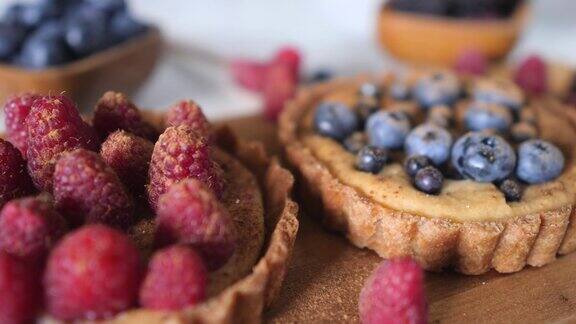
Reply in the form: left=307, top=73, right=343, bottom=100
left=279, top=70, right=576, bottom=274
left=0, top=93, right=298, bottom=323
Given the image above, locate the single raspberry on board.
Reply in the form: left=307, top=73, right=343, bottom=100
left=100, top=130, right=154, bottom=194
left=165, top=100, right=211, bottom=139
left=514, top=55, right=548, bottom=96
left=155, top=179, right=236, bottom=270
left=230, top=60, right=268, bottom=92
left=0, top=139, right=34, bottom=207
left=3, top=93, right=40, bottom=155
left=93, top=91, right=158, bottom=141
left=454, top=49, right=488, bottom=76
left=0, top=196, right=67, bottom=261
left=148, top=125, right=224, bottom=209
left=44, top=225, right=141, bottom=321
left=53, top=149, right=134, bottom=229
left=0, top=252, right=41, bottom=324
left=140, top=245, right=207, bottom=310
left=26, top=95, right=99, bottom=192
left=359, top=258, right=428, bottom=324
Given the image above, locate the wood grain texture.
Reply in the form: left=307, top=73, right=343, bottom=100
left=221, top=115, right=576, bottom=324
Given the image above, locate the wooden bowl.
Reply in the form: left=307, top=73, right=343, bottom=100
left=377, top=4, right=530, bottom=66
left=0, top=26, right=163, bottom=110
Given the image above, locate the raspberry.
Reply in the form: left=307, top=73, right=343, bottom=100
left=26, top=95, right=99, bottom=192
left=155, top=179, right=236, bottom=270
left=93, top=91, right=158, bottom=141
left=54, top=149, right=135, bottom=229
left=100, top=130, right=154, bottom=194
left=3, top=93, right=40, bottom=155
left=0, top=139, right=34, bottom=208
left=230, top=60, right=268, bottom=92
left=0, top=252, right=41, bottom=324
left=514, top=55, right=548, bottom=96
left=454, top=48, right=487, bottom=76
left=44, top=224, right=141, bottom=321
left=359, top=258, right=427, bottom=324
left=148, top=125, right=224, bottom=209
left=262, top=62, right=297, bottom=121
left=0, top=196, right=67, bottom=261
left=274, top=46, right=301, bottom=82
left=165, top=100, right=211, bottom=138
left=140, top=245, right=207, bottom=310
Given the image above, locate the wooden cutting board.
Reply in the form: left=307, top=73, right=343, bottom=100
left=222, top=115, right=576, bottom=324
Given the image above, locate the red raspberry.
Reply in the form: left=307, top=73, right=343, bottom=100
left=274, top=46, right=301, bottom=82
left=0, top=252, right=41, bottom=324
left=3, top=93, right=40, bottom=155
left=26, top=95, right=99, bottom=192
left=44, top=224, right=142, bottom=321
left=454, top=48, right=488, bottom=76
left=100, top=130, right=154, bottom=194
left=148, top=125, right=224, bottom=209
left=359, top=258, right=427, bottom=324
left=93, top=91, right=158, bottom=141
left=165, top=100, right=211, bottom=139
left=230, top=60, right=268, bottom=92
left=0, top=196, right=67, bottom=261
left=0, top=139, right=34, bottom=208
left=53, top=149, right=134, bottom=229
left=155, top=179, right=236, bottom=270
left=263, top=62, right=297, bottom=121
left=514, top=55, right=548, bottom=96
left=140, top=245, right=207, bottom=310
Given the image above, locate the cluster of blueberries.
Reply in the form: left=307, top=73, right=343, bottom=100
left=388, top=0, right=524, bottom=18
left=313, top=72, right=565, bottom=201
left=0, top=0, right=148, bottom=69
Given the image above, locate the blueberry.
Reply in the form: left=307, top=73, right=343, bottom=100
left=499, top=179, right=522, bottom=202
left=309, top=69, right=332, bottom=83
left=359, top=82, right=383, bottom=100
left=451, top=132, right=516, bottom=182
left=464, top=102, right=512, bottom=133
left=517, top=139, right=565, bottom=184
left=427, top=105, right=453, bottom=128
left=390, top=80, right=411, bottom=101
left=414, top=166, right=443, bottom=195
left=2, top=4, right=26, bottom=27
left=389, top=0, right=449, bottom=16
left=404, top=155, right=432, bottom=177
left=0, top=24, right=26, bottom=60
left=19, top=1, right=60, bottom=29
left=17, top=21, right=71, bottom=68
left=511, top=122, right=537, bottom=143
left=64, top=8, right=108, bottom=56
left=355, top=145, right=388, bottom=174
left=413, top=71, right=460, bottom=109
left=83, top=0, right=127, bottom=14
left=343, top=132, right=366, bottom=154
left=405, top=123, right=453, bottom=166
left=366, top=111, right=411, bottom=150
left=314, top=102, right=359, bottom=141
left=473, top=78, right=523, bottom=111
left=110, top=11, right=147, bottom=43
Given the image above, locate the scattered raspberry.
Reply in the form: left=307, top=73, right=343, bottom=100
left=54, top=149, right=135, bottom=229
left=148, top=125, right=224, bottom=209
left=230, top=60, right=268, bottom=92
left=44, top=224, right=141, bottom=321
left=514, top=55, right=548, bottom=96
left=155, top=179, right=236, bottom=270
left=359, top=258, right=427, bottom=324
left=100, top=130, right=154, bottom=194
left=274, top=46, right=301, bottom=82
left=26, top=95, right=99, bottom=192
left=0, top=196, right=67, bottom=261
left=165, top=100, right=211, bottom=138
left=454, top=49, right=488, bottom=76
left=3, top=93, right=40, bottom=155
left=0, top=252, right=41, bottom=324
left=93, top=91, right=158, bottom=141
left=0, top=139, right=34, bottom=208
left=263, top=62, right=297, bottom=121
left=140, top=245, right=207, bottom=310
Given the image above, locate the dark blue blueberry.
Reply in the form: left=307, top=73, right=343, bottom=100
left=359, top=82, right=383, bottom=100
left=83, top=0, right=127, bottom=14
left=451, top=132, right=516, bottom=182
left=390, top=80, right=411, bottom=101
left=464, top=102, right=512, bottom=133
left=2, top=4, right=26, bottom=27
left=389, top=0, right=450, bottom=15
left=366, top=111, right=411, bottom=149
left=355, top=145, right=388, bottom=174
left=405, top=123, right=453, bottom=166
left=427, top=105, right=453, bottom=128
left=414, top=166, right=443, bottom=195
left=499, top=179, right=522, bottom=202
left=309, top=69, right=332, bottom=83
left=413, top=71, right=460, bottom=109
left=473, top=78, right=523, bottom=111
left=17, top=21, right=71, bottom=68
left=343, top=132, right=367, bottom=154
left=19, top=1, right=61, bottom=29
left=64, top=8, right=108, bottom=56
left=517, top=139, right=565, bottom=184
left=510, top=122, right=537, bottom=143
left=404, top=155, right=432, bottom=177
left=314, top=102, right=359, bottom=141
left=0, top=24, right=26, bottom=61
left=109, top=11, right=147, bottom=43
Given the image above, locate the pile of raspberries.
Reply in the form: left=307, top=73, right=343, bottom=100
left=0, top=92, right=237, bottom=322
